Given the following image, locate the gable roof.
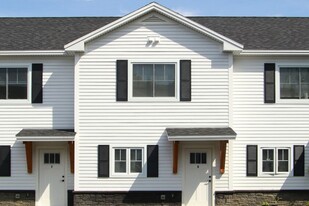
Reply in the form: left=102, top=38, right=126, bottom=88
left=1, top=16, right=309, bottom=51
left=64, top=3, right=243, bottom=52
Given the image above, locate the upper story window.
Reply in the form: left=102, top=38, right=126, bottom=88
left=0, top=68, right=28, bottom=99
left=280, top=67, right=309, bottom=99
left=131, top=63, right=176, bottom=100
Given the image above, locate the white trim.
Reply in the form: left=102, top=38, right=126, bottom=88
left=168, top=135, right=236, bottom=141
left=227, top=54, right=234, bottom=190
left=16, top=136, right=75, bottom=142
left=275, top=64, right=309, bottom=104
left=74, top=53, right=81, bottom=191
left=237, top=50, right=309, bottom=56
left=110, top=145, right=146, bottom=178
left=0, top=50, right=69, bottom=56
left=128, top=60, right=179, bottom=102
left=64, top=2, right=243, bottom=52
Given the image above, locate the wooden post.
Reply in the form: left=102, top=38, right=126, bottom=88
left=173, top=141, right=179, bottom=174
left=68, top=141, right=74, bottom=173
left=23, top=142, right=33, bottom=174
left=220, top=141, right=228, bottom=174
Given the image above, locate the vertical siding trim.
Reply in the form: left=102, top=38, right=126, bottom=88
left=264, top=63, right=276, bottom=103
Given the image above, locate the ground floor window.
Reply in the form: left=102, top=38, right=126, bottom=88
left=112, top=147, right=144, bottom=176
left=261, top=147, right=290, bottom=175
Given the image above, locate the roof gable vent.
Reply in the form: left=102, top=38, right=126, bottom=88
left=142, top=15, right=166, bottom=23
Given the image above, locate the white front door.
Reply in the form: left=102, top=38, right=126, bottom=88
left=38, top=149, right=66, bottom=206
left=183, top=149, right=212, bottom=206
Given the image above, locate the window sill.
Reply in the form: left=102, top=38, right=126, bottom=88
left=110, top=174, right=146, bottom=178
left=259, top=173, right=290, bottom=177
left=128, top=97, right=179, bottom=102
left=0, top=99, right=31, bottom=105
left=275, top=99, right=309, bottom=104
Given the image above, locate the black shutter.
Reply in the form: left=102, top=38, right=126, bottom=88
left=180, top=60, right=191, bottom=101
left=0, top=146, right=11, bottom=176
left=264, top=63, right=276, bottom=103
left=147, top=145, right=159, bottom=177
left=98, top=145, right=109, bottom=177
left=294, top=145, right=305, bottom=176
left=247, top=145, right=257, bottom=176
left=116, top=60, right=128, bottom=101
left=32, top=63, right=43, bottom=103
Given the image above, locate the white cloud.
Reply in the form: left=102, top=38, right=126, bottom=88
left=172, top=7, right=200, bottom=16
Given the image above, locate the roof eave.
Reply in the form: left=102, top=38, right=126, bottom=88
left=64, top=2, right=243, bottom=52
left=16, top=136, right=75, bottom=142
left=167, top=135, right=236, bottom=141
left=0, top=50, right=71, bottom=56
left=237, top=50, right=309, bottom=56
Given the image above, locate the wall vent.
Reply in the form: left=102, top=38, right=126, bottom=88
left=142, top=15, right=166, bottom=23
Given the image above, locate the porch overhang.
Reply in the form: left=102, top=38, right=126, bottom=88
left=166, top=127, right=236, bottom=141
left=16, top=129, right=76, bottom=174
left=166, top=127, right=236, bottom=175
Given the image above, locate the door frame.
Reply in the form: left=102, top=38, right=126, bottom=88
left=182, top=144, right=215, bottom=206
left=35, top=145, right=68, bottom=206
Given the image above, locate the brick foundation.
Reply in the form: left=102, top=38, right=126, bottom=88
left=0, top=191, right=35, bottom=206
left=73, top=191, right=181, bottom=206
left=215, top=190, right=309, bottom=206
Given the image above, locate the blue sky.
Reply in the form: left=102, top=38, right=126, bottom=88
left=1, top=0, right=309, bottom=17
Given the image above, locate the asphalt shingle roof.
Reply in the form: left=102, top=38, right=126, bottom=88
left=16, top=129, right=76, bottom=137
left=1, top=16, right=309, bottom=51
left=166, top=127, right=237, bottom=137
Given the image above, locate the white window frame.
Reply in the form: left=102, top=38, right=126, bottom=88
left=276, top=64, right=309, bottom=104
left=259, top=147, right=291, bottom=176
left=0, top=64, right=32, bottom=104
left=128, top=60, right=179, bottom=102
left=111, top=146, right=146, bottom=177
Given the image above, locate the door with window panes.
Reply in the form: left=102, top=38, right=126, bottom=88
left=183, top=149, right=212, bottom=206
left=38, top=149, right=66, bottom=206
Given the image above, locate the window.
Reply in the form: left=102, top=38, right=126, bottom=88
left=44, top=153, right=60, bottom=164
left=190, top=152, right=207, bottom=164
left=261, top=148, right=290, bottom=174
left=0, top=68, right=28, bottom=100
left=113, top=148, right=144, bottom=175
left=280, top=67, right=309, bottom=99
left=132, top=63, right=176, bottom=98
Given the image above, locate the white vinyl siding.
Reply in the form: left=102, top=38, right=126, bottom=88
left=233, top=56, right=309, bottom=190
left=0, top=56, right=74, bottom=190
left=76, top=13, right=230, bottom=191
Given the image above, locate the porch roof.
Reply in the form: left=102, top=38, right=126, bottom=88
left=16, top=129, right=75, bottom=141
left=166, top=127, right=237, bottom=141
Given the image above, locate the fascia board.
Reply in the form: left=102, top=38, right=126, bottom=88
left=237, top=50, right=309, bottom=56
left=167, top=135, right=236, bottom=141
left=0, top=50, right=69, bottom=56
